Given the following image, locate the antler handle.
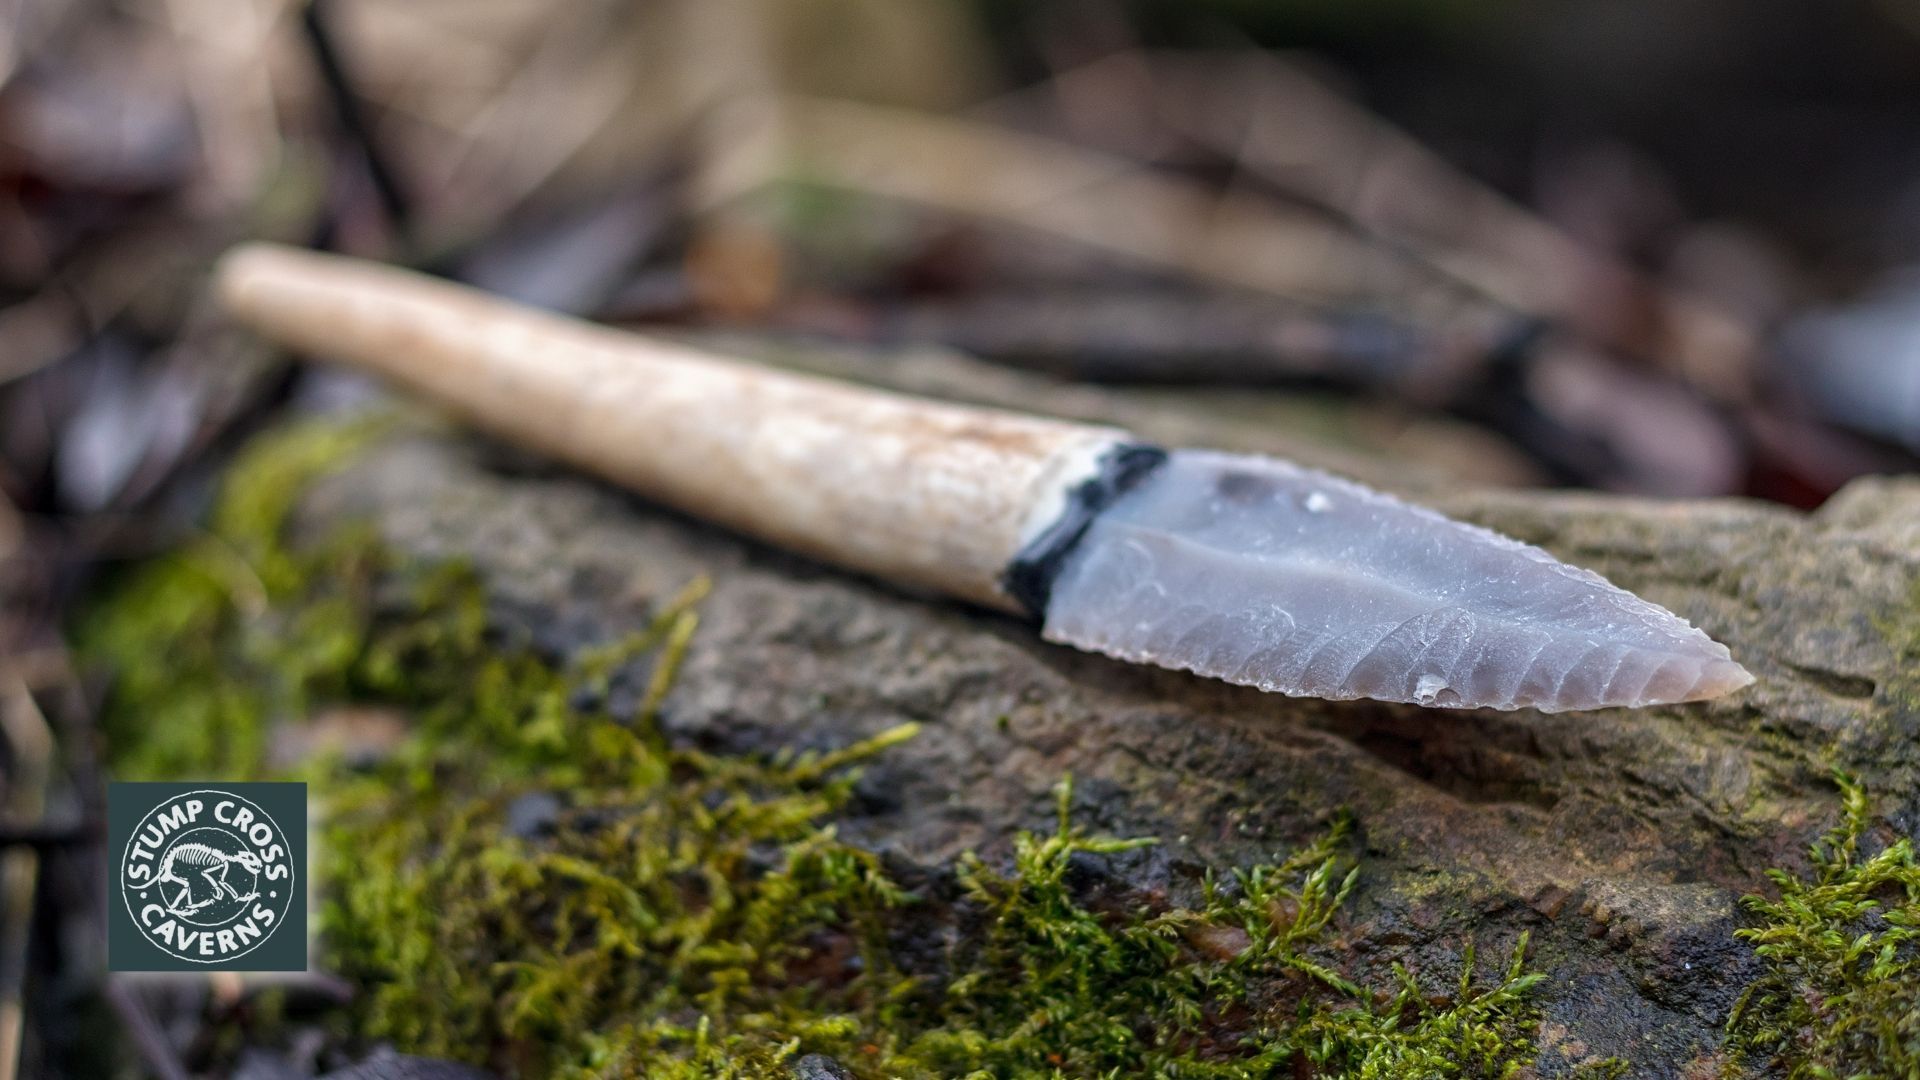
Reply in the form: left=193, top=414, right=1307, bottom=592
left=215, top=244, right=1128, bottom=612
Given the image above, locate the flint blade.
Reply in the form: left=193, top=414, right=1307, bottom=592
left=1041, top=450, right=1752, bottom=712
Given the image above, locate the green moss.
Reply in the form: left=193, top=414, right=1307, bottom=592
left=1726, top=771, right=1920, bottom=1078
left=326, top=757, right=1548, bottom=1078
left=79, top=418, right=1556, bottom=1078
left=75, top=414, right=395, bottom=778
left=905, top=790, right=1544, bottom=1079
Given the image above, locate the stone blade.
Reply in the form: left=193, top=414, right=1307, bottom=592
left=1041, top=450, right=1752, bottom=712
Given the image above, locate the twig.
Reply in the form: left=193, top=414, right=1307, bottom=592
left=1142, top=51, right=1757, bottom=396
left=160, top=0, right=286, bottom=210
left=0, top=676, right=52, bottom=1080
left=439, top=2, right=640, bottom=230
left=300, top=0, right=415, bottom=243
left=701, top=95, right=1493, bottom=331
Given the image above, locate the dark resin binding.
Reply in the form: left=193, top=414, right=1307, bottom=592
left=1002, top=443, right=1169, bottom=619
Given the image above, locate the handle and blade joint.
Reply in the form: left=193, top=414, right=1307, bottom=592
left=1002, top=442, right=1169, bottom=619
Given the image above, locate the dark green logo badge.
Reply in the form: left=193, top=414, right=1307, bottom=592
left=108, top=782, right=306, bottom=971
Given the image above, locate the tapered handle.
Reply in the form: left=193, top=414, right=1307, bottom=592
left=215, top=244, right=1126, bottom=611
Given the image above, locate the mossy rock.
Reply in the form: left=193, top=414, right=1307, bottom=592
left=79, top=344, right=1920, bottom=1076
left=296, top=425, right=1917, bottom=1075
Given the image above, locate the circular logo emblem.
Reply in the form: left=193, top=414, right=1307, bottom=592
left=120, top=790, right=295, bottom=964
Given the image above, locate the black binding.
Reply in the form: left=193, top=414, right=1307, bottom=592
left=1002, top=443, right=1169, bottom=619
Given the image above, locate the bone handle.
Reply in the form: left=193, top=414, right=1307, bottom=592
left=214, top=244, right=1126, bottom=612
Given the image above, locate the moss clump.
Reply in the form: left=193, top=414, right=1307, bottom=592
left=75, top=415, right=395, bottom=779
left=913, top=788, right=1543, bottom=1079
left=80, top=418, right=1555, bottom=1078
left=1726, top=771, right=1920, bottom=1078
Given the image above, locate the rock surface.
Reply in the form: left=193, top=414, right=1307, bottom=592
left=299, top=347, right=1920, bottom=1077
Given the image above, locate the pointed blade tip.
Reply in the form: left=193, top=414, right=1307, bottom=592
left=1680, top=655, right=1756, bottom=703
left=1556, top=651, right=1753, bottom=713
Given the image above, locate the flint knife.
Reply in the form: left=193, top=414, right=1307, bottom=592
left=215, top=244, right=1752, bottom=713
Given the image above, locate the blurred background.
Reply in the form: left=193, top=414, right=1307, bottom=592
left=3, top=0, right=1920, bottom=1075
